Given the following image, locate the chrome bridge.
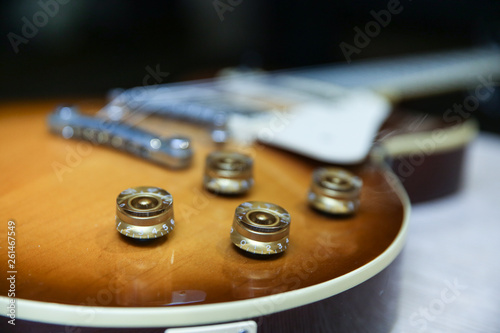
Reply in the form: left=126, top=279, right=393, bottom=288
left=48, top=105, right=193, bottom=169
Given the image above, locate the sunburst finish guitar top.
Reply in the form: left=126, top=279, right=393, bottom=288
left=0, top=100, right=408, bottom=331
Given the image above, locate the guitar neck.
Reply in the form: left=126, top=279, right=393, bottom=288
left=289, top=47, right=500, bottom=101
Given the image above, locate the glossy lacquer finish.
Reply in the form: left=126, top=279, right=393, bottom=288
left=3, top=257, right=402, bottom=333
left=0, top=101, right=406, bottom=331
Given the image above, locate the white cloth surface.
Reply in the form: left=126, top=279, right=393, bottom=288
left=392, top=133, right=500, bottom=333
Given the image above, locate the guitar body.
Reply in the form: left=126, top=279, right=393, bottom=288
left=2, top=47, right=495, bottom=332
left=0, top=100, right=409, bottom=332
left=3, top=260, right=402, bottom=333
left=381, top=109, right=477, bottom=203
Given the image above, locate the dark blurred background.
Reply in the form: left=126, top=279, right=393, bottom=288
left=1, top=0, right=500, bottom=131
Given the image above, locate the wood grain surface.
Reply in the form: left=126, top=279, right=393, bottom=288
left=0, top=100, right=404, bottom=307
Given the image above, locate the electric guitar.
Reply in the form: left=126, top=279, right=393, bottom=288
left=0, top=47, right=497, bottom=333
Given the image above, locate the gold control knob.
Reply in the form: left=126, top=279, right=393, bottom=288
left=204, top=151, right=253, bottom=195
left=308, top=167, right=362, bottom=215
left=116, top=186, right=175, bottom=239
left=230, top=201, right=290, bottom=255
